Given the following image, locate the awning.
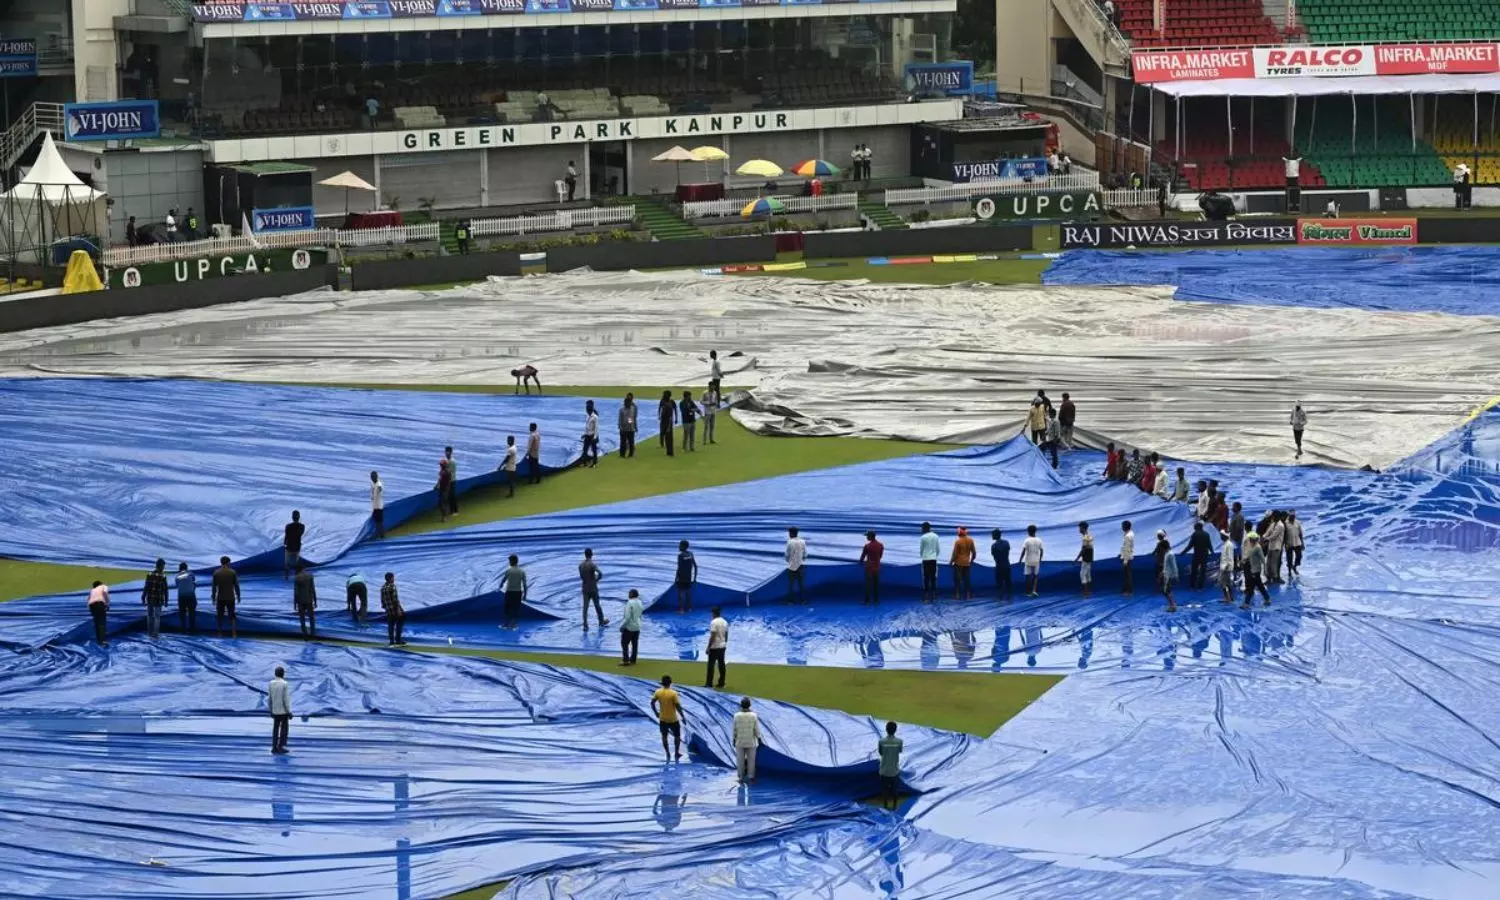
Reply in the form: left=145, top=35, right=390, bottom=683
left=1151, top=73, right=1500, bottom=98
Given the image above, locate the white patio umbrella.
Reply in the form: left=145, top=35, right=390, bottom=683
left=317, top=170, right=377, bottom=214
left=651, top=145, right=696, bottom=185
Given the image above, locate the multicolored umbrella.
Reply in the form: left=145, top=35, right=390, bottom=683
left=791, top=159, right=840, bottom=177
left=741, top=197, right=787, bottom=218
left=735, top=159, right=784, bottom=178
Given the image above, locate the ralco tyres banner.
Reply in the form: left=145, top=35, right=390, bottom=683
left=1132, top=42, right=1500, bottom=83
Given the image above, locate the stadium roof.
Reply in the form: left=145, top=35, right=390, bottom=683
left=1150, top=72, right=1500, bottom=97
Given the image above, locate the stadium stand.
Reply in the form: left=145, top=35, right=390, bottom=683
left=1294, top=96, right=1450, bottom=186
left=1115, top=0, right=1284, bottom=47
left=1159, top=103, right=1326, bottom=190
left=1295, top=0, right=1500, bottom=43
left=1430, top=100, right=1500, bottom=183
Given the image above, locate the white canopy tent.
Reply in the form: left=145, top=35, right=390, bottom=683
left=1, top=131, right=107, bottom=262
left=1134, top=72, right=1500, bottom=160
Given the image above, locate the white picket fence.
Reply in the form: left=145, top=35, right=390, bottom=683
left=1101, top=188, right=1160, bottom=208
left=101, top=223, right=441, bottom=267
left=468, top=205, right=634, bottom=237
left=885, top=171, right=1103, bottom=206
left=682, top=193, right=859, bottom=219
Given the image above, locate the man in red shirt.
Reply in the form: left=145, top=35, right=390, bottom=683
left=1103, top=442, right=1119, bottom=480
left=859, top=530, right=884, bottom=605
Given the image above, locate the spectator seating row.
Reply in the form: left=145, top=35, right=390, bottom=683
left=1116, top=0, right=1284, bottom=46
left=1295, top=0, right=1500, bottom=44
left=1295, top=97, right=1451, bottom=186
left=394, top=105, right=446, bottom=129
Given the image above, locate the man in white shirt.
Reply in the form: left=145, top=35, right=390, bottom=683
left=165, top=209, right=179, bottom=242
left=1283, top=154, right=1302, bottom=211
left=785, top=526, right=808, bottom=604
left=269, top=666, right=292, bottom=755
left=1285, top=511, right=1304, bottom=577
left=732, top=697, right=761, bottom=784
left=1020, top=524, right=1044, bottom=598
left=918, top=521, right=940, bottom=603
left=582, top=400, right=600, bottom=468
left=565, top=160, right=578, bottom=202
left=1119, top=520, right=1136, bottom=595
left=706, top=606, right=729, bottom=688
left=369, top=470, right=385, bottom=539
left=526, top=423, right=542, bottom=485
left=500, top=435, right=518, bottom=497
left=1263, top=513, right=1287, bottom=585
left=709, top=349, right=723, bottom=383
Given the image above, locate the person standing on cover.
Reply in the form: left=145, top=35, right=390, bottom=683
left=1156, top=530, right=1178, bottom=612
left=1043, top=408, right=1062, bottom=469
left=87, top=580, right=111, bottom=647
left=1074, top=522, right=1094, bottom=598
left=679, top=391, right=699, bottom=453
left=293, top=563, right=318, bottom=638
left=1217, top=530, right=1238, bottom=605
left=1285, top=510, right=1305, bottom=578
left=651, top=675, right=686, bottom=762
left=1187, top=522, right=1213, bottom=590
left=1229, top=502, right=1247, bottom=569
left=878, top=721, right=903, bottom=810
left=212, top=555, right=239, bottom=638
left=176, top=562, right=198, bottom=634
left=1027, top=399, right=1047, bottom=445
left=1290, top=404, right=1307, bottom=459
left=1263, top=512, right=1287, bottom=585
left=785, top=526, right=808, bottom=604
left=269, top=666, right=292, bottom=755
left=501, top=554, right=528, bottom=629
left=369, top=470, right=385, bottom=539
left=1119, top=520, right=1135, bottom=595
left=443, top=446, right=460, bottom=514
left=620, top=588, right=643, bottom=665
left=1020, top=525, right=1044, bottom=598
left=436, top=459, right=454, bottom=521
left=500, top=435, right=518, bottom=497
left=675, top=540, right=697, bottom=612
left=732, top=698, right=761, bottom=784
left=142, top=558, right=170, bottom=639
left=1058, top=392, right=1077, bottom=450
left=582, top=401, right=601, bottom=468
left=991, top=528, right=1012, bottom=600
left=283, top=510, right=305, bottom=579
left=579, top=548, right=608, bottom=629
left=618, top=392, right=638, bottom=459
left=1173, top=467, right=1190, bottom=503
left=658, top=390, right=677, bottom=457
left=918, top=522, right=940, bottom=603
left=381, top=571, right=405, bottom=646
left=950, top=527, right=976, bottom=600
left=860, top=529, right=884, bottom=605
left=346, top=571, right=368, bottom=622
left=1241, top=534, right=1271, bottom=608
left=705, top=606, right=729, bottom=688
left=710, top=349, right=723, bottom=384
left=701, top=382, right=720, bottom=446
left=526, top=423, right=542, bottom=485
left=512, top=364, right=542, bottom=395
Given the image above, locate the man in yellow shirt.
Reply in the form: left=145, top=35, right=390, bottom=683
left=1027, top=400, right=1047, bottom=444
left=651, top=674, right=687, bottom=761
left=950, top=527, right=977, bottom=600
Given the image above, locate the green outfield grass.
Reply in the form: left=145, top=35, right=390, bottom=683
left=0, top=559, right=141, bottom=604
left=738, top=256, right=1050, bottom=285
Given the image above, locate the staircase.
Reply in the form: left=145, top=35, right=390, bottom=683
left=632, top=196, right=706, bottom=240
left=859, top=196, right=907, bottom=230
left=1050, top=0, right=1132, bottom=78
left=1, top=103, right=64, bottom=170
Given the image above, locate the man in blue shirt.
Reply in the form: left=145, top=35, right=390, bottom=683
left=918, top=522, right=940, bottom=604
left=619, top=588, right=644, bottom=665
left=675, top=540, right=698, bottom=612
left=991, top=528, right=1011, bottom=600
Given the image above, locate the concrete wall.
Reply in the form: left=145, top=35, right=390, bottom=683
left=377, top=150, right=484, bottom=211
left=996, top=0, right=1055, bottom=96
left=70, top=0, right=128, bottom=102
left=103, top=148, right=207, bottom=242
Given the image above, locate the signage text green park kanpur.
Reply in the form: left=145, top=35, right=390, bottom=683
left=400, top=112, right=793, bottom=150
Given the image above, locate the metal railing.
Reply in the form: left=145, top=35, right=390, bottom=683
left=682, top=194, right=859, bottom=219
left=1, top=104, right=64, bottom=170
left=468, top=205, right=634, bottom=237
left=886, top=171, right=1104, bottom=206
left=100, top=223, right=441, bottom=267
left=1101, top=188, right=1159, bottom=208
left=1052, top=0, right=1133, bottom=70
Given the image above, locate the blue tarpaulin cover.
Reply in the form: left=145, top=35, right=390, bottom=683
left=1043, top=245, right=1500, bottom=315
left=5, top=374, right=1500, bottom=899
left=0, top=378, right=652, bottom=569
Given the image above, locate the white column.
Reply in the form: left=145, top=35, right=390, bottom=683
left=582, top=150, right=592, bottom=202
left=479, top=148, right=489, bottom=207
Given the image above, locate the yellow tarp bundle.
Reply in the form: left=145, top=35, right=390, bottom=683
left=61, top=250, right=103, bottom=294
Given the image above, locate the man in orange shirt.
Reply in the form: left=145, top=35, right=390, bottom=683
left=950, top=527, right=977, bottom=601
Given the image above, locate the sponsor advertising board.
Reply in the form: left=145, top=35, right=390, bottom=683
left=1061, top=220, right=1297, bottom=249
left=0, top=39, right=37, bottom=78
left=950, top=157, right=1048, bottom=182
left=63, top=101, right=162, bottom=142
left=975, top=191, right=1101, bottom=221
left=193, top=0, right=904, bottom=19
left=903, top=61, right=974, bottom=96
left=1132, top=41, right=1500, bottom=83
left=1296, top=218, right=1418, bottom=246
left=251, top=207, right=317, bottom=233
left=107, top=248, right=327, bottom=289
